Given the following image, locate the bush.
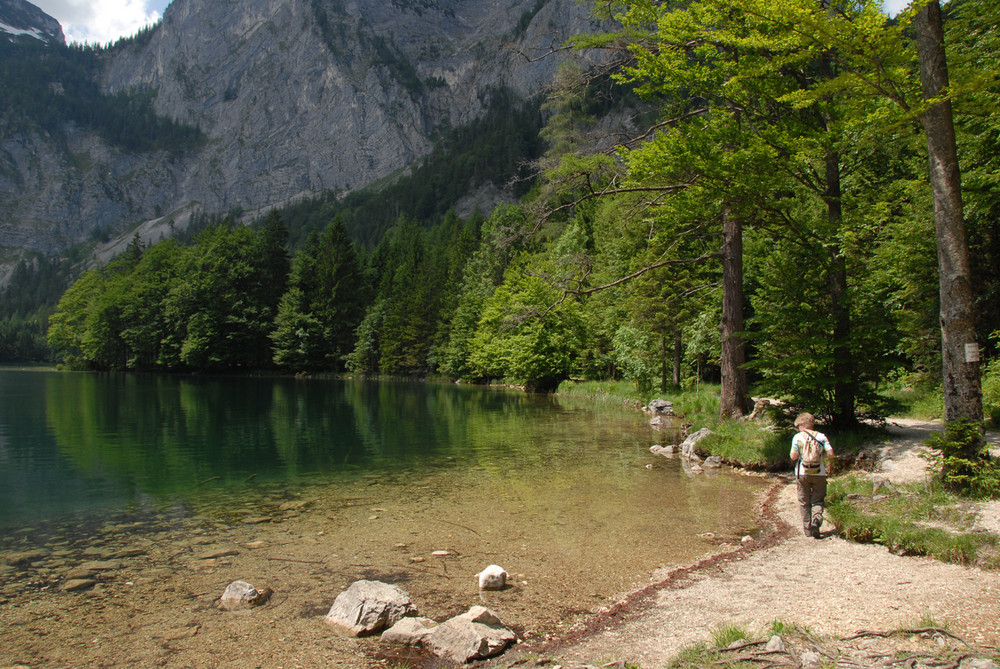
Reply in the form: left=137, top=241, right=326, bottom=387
left=925, top=420, right=1000, bottom=499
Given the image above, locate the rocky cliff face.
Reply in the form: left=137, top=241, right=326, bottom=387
left=0, top=0, right=64, bottom=44
left=0, top=0, right=599, bottom=261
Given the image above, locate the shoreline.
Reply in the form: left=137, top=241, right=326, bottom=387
left=492, top=418, right=1000, bottom=669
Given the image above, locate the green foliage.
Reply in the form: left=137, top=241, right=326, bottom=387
left=271, top=217, right=365, bottom=372
left=924, top=420, right=1000, bottom=498
left=0, top=255, right=74, bottom=362
left=48, top=218, right=291, bottom=372
left=0, top=40, right=204, bottom=153
left=982, top=353, right=1000, bottom=426
left=710, top=623, right=752, bottom=648
left=827, top=474, right=1000, bottom=567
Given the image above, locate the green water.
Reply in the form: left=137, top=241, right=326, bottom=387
left=0, top=369, right=765, bottom=546
left=0, top=369, right=770, bottom=663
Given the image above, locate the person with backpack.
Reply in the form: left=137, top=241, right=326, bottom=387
left=790, top=412, right=835, bottom=538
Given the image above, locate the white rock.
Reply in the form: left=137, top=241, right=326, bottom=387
left=477, top=564, right=508, bottom=590
left=765, top=635, right=785, bottom=652
left=220, top=580, right=260, bottom=610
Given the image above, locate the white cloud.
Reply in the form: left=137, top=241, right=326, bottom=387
left=31, top=0, right=168, bottom=45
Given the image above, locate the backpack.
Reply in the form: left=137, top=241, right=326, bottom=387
left=799, top=431, right=823, bottom=475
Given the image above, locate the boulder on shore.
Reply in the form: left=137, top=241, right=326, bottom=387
left=423, top=606, right=517, bottom=663
left=324, top=580, right=417, bottom=636
left=680, top=428, right=715, bottom=460
left=380, top=616, right=438, bottom=646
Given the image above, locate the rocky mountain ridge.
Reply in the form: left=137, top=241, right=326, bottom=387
left=0, top=0, right=63, bottom=44
left=0, top=0, right=600, bottom=271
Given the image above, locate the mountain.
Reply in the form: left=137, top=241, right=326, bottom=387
left=0, top=0, right=64, bottom=44
left=0, top=0, right=601, bottom=274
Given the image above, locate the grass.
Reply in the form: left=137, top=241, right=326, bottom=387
left=557, top=380, right=881, bottom=470
left=827, top=474, right=1000, bottom=569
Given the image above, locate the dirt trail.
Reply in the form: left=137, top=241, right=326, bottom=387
left=523, top=419, right=1000, bottom=668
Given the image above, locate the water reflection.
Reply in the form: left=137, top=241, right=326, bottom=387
left=1, top=369, right=762, bottom=554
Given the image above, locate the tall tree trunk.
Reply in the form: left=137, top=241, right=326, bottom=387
left=719, top=208, right=751, bottom=418
left=826, top=151, right=855, bottom=428
left=914, top=0, right=983, bottom=429
left=660, top=332, right=668, bottom=392
left=673, top=327, right=682, bottom=388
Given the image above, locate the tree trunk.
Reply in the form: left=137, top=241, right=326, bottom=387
left=719, top=208, right=751, bottom=418
left=826, top=151, right=855, bottom=428
left=673, top=327, right=682, bottom=388
left=660, top=332, right=668, bottom=392
left=914, top=0, right=983, bottom=428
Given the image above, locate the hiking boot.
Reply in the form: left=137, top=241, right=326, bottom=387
left=810, top=521, right=821, bottom=538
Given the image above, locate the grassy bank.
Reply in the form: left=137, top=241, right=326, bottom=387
left=556, top=380, right=874, bottom=470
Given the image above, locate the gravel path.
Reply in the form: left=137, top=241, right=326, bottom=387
left=524, top=419, right=1000, bottom=668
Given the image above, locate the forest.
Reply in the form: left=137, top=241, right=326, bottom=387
left=16, top=0, right=1000, bottom=428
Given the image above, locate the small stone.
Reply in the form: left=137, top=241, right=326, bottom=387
left=431, top=550, right=451, bottom=557
left=160, top=625, right=201, bottom=640
left=65, top=568, right=98, bottom=580
left=410, top=557, right=426, bottom=563
left=741, top=535, right=753, bottom=545
left=801, top=651, right=822, bottom=667
left=63, top=578, right=97, bottom=591
left=196, top=549, right=239, bottom=560
left=220, top=580, right=268, bottom=610
left=78, top=560, right=122, bottom=571
left=765, top=635, right=785, bottom=652
left=278, top=500, right=310, bottom=511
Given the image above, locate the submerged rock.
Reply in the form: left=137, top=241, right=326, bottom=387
left=220, top=580, right=270, bottom=610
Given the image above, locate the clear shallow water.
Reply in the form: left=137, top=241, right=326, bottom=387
left=0, top=369, right=769, bottom=665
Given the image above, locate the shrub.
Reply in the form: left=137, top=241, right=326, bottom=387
left=925, top=420, right=1000, bottom=499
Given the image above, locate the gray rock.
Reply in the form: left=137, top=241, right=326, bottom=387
left=62, top=578, right=97, bottom=592
left=801, top=650, right=822, bottom=667
left=765, top=635, right=785, bottom=652
left=380, top=616, right=438, bottom=645
left=325, top=580, right=417, bottom=636
left=961, top=659, right=999, bottom=669
left=220, top=580, right=268, bottom=611
left=680, top=428, right=715, bottom=459
left=424, top=606, right=516, bottom=663
left=647, top=399, right=674, bottom=415
left=872, top=477, right=897, bottom=495
left=703, top=455, right=723, bottom=468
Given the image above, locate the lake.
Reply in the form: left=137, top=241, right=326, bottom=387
left=0, top=369, right=768, bottom=667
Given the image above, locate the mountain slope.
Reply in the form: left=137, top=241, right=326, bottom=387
left=0, top=0, right=64, bottom=44
left=0, top=0, right=599, bottom=266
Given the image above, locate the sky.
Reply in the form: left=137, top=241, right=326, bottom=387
left=31, top=0, right=170, bottom=45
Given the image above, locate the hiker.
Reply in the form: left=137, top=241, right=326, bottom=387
left=790, top=412, right=835, bottom=538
